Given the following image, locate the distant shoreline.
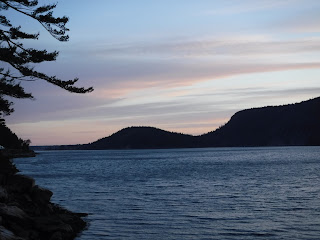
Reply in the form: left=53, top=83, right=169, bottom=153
left=31, top=145, right=320, bottom=152
left=32, top=96, right=320, bottom=150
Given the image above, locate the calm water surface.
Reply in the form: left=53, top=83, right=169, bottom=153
left=14, top=147, right=320, bottom=239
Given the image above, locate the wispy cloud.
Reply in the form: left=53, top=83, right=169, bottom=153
left=92, top=37, right=320, bottom=59
left=90, top=61, right=320, bottom=90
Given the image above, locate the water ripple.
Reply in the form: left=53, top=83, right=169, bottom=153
left=14, top=147, right=320, bottom=240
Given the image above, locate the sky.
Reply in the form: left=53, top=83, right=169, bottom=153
left=3, top=0, right=320, bottom=145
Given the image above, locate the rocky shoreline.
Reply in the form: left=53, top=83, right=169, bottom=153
left=0, top=149, right=36, bottom=159
left=0, top=154, right=87, bottom=240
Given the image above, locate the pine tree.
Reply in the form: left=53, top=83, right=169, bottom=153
left=0, top=0, right=93, bottom=120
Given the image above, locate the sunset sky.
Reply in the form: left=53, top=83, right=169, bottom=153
left=5, top=0, right=320, bottom=145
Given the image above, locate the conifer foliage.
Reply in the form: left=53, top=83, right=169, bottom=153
left=0, top=0, right=93, bottom=119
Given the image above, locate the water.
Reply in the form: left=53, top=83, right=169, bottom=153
left=14, top=147, right=320, bottom=240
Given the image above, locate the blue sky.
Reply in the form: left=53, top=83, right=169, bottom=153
left=4, top=0, right=320, bottom=145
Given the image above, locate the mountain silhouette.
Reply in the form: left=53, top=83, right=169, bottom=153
left=33, top=96, right=320, bottom=150
left=200, top=96, right=320, bottom=147
left=82, top=126, right=197, bottom=149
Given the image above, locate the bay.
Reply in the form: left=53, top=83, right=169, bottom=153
left=14, top=147, right=320, bottom=240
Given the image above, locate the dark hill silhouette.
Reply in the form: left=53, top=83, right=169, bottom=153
left=0, top=123, right=29, bottom=149
left=32, top=96, right=320, bottom=150
left=0, top=123, right=35, bottom=157
left=200, top=96, right=320, bottom=146
left=82, top=126, right=197, bottom=149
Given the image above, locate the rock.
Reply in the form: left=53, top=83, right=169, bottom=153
left=0, top=156, right=87, bottom=239
left=4, top=221, right=29, bottom=239
left=0, top=204, right=28, bottom=220
left=22, top=194, right=32, bottom=203
left=33, top=216, right=73, bottom=234
left=6, top=175, right=35, bottom=193
left=0, top=225, right=24, bottom=240
left=0, top=186, right=8, bottom=201
left=49, top=231, right=63, bottom=240
left=31, top=186, right=53, bottom=205
left=0, top=174, right=7, bottom=185
left=0, top=204, right=33, bottom=230
left=0, top=156, right=19, bottom=175
left=57, top=213, right=87, bottom=232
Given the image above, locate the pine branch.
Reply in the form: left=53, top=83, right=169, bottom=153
left=0, top=0, right=94, bottom=118
left=1, top=0, right=69, bottom=41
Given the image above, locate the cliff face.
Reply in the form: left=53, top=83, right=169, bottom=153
left=0, top=154, right=87, bottom=240
left=201, top=97, right=320, bottom=147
